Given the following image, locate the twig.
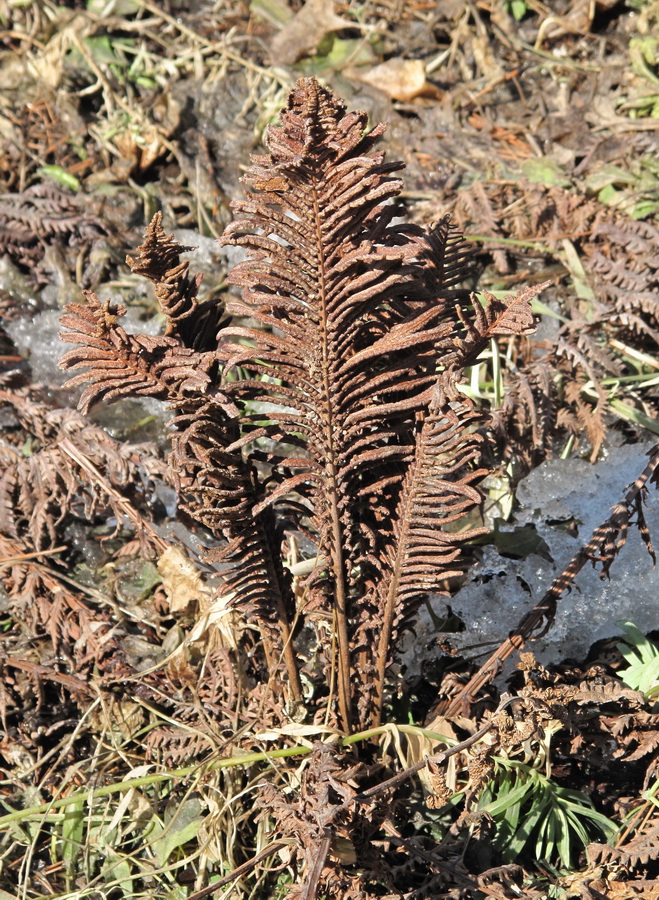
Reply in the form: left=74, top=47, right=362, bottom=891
left=299, top=831, right=332, bottom=900
left=462, top=67, right=523, bottom=110
left=185, top=841, right=289, bottom=900
left=0, top=545, right=67, bottom=568
left=0, top=656, right=94, bottom=697
left=58, top=437, right=169, bottom=554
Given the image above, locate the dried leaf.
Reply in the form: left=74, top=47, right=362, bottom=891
left=270, top=0, right=351, bottom=65
left=347, top=58, right=433, bottom=101
left=157, top=545, right=210, bottom=614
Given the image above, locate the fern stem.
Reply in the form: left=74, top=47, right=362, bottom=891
left=312, top=186, right=352, bottom=733
left=329, top=501, right=353, bottom=732
left=371, top=581, right=399, bottom=728
left=256, top=514, right=303, bottom=703
left=371, top=435, right=421, bottom=728
left=272, top=590, right=303, bottom=703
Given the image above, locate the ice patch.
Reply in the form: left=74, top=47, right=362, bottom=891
left=403, top=442, right=659, bottom=678
left=6, top=308, right=71, bottom=385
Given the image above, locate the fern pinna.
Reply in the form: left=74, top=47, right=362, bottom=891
left=60, top=77, right=541, bottom=732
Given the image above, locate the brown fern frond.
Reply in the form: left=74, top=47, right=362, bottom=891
left=367, top=374, right=487, bottom=726
left=589, top=220, right=659, bottom=355
left=453, top=285, right=542, bottom=369
left=451, top=177, right=659, bottom=462
left=602, top=709, right=659, bottom=762
left=59, top=293, right=217, bottom=413
left=60, top=229, right=303, bottom=703
left=58, top=78, right=544, bottom=734
left=591, top=220, right=659, bottom=283
left=126, top=212, right=200, bottom=324
left=0, top=531, right=115, bottom=658
left=0, top=182, right=102, bottom=268
left=166, top=400, right=302, bottom=697
left=219, top=77, right=453, bottom=728
left=145, top=725, right=217, bottom=766
left=259, top=742, right=384, bottom=896
left=489, top=361, right=556, bottom=471
left=412, top=216, right=476, bottom=299
left=555, top=338, right=608, bottom=461
left=363, top=288, right=540, bottom=719
left=591, top=811, right=659, bottom=871
left=217, top=78, right=540, bottom=730
left=0, top=388, right=162, bottom=553
left=608, top=288, right=659, bottom=327
left=0, top=389, right=162, bottom=655
left=126, top=211, right=224, bottom=351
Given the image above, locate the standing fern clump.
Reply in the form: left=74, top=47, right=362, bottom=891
left=60, top=77, right=541, bottom=735
left=217, top=78, right=540, bottom=730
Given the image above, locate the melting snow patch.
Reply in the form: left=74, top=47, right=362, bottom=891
left=403, top=442, right=659, bottom=678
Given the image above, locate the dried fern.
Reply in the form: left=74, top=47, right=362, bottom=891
left=0, top=388, right=161, bottom=552
left=0, top=387, right=167, bottom=653
left=59, top=78, right=540, bottom=735
left=0, top=182, right=102, bottom=268
left=451, top=180, right=659, bottom=465
left=60, top=215, right=303, bottom=699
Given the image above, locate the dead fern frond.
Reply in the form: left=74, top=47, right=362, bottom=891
left=126, top=211, right=224, bottom=350
left=218, top=78, right=539, bottom=730
left=451, top=178, right=659, bottom=463
left=60, top=219, right=303, bottom=701
left=489, top=361, right=556, bottom=470
left=0, top=387, right=167, bottom=654
left=59, top=293, right=218, bottom=413
left=0, top=387, right=162, bottom=552
left=591, top=810, right=659, bottom=871
left=0, top=182, right=102, bottom=268
left=453, top=285, right=540, bottom=369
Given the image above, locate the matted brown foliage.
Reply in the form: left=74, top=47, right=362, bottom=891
left=0, top=385, right=167, bottom=654
left=0, top=182, right=103, bottom=269
left=451, top=181, right=659, bottom=469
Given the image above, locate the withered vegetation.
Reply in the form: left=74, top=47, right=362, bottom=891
left=0, top=182, right=104, bottom=271
left=46, top=78, right=659, bottom=896
left=2, top=75, right=659, bottom=899
left=59, top=77, right=541, bottom=737
left=452, top=183, right=659, bottom=470
left=0, top=385, right=166, bottom=655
